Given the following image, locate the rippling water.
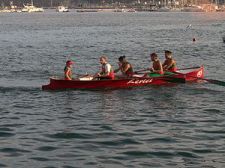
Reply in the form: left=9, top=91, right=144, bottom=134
left=1, top=10, right=225, bottom=167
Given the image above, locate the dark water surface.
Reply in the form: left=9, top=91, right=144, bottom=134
left=1, top=10, right=225, bottom=167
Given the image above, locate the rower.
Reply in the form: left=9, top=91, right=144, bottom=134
left=162, top=50, right=177, bottom=72
left=64, top=60, right=74, bottom=80
left=95, top=55, right=115, bottom=80
left=147, top=53, right=164, bottom=77
left=149, top=53, right=164, bottom=75
left=114, top=55, right=133, bottom=77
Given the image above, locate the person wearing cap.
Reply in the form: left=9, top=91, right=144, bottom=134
left=162, top=50, right=177, bottom=72
left=147, top=52, right=164, bottom=77
left=95, top=55, right=115, bottom=80
left=114, top=55, right=133, bottom=77
left=64, top=60, right=74, bottom=80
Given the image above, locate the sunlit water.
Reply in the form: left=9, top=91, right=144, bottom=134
left=0, top=10, right=225, bottom=168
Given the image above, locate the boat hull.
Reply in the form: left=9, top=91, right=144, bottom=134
left=42, top=77, right=171, bottom=90
left=42, top=66, right=204, bottom=90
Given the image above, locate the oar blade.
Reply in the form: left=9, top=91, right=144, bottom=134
left=207, top=79, right=225, bottom=86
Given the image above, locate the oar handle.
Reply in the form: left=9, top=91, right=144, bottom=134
left=134, top=68, right=149, bottom=73
left=75, top=73, right=93, bottom=77
left=177, top=66, right=201, bottom=71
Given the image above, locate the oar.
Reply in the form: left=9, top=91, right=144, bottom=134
left=171, top=71, right=225, bottom=87
left=177, top=66, right=201, bottom=71
left=134, top=68, right=149, bottom=74
left=75, top=73, right=94, bottom=79
left=134, top=66, right=201, bottom=74
left=201, top=78, right=225, bottom=86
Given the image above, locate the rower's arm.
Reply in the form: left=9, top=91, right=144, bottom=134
left=65, top=69, right=72, bottom=80
left=114, top=68, right=120, bottom=73
left=153, top=63, right=163, bottom=74
left=162, top=61, right=166, bottom=67
left=122, top=64, right=131, bottom=73
left=166, top=62, right=173, bottom=69
left=114, top=62, right=122, bottom=73
left=162, top=60, right=170, bottom=70
left=163, top=60, right=175, bottom=70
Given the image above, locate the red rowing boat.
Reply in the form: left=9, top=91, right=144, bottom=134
left=42, top=66, right=204, bottom=90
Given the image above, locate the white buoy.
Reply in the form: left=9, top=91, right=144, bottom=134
left=184, top=24, right=192, bottom=32
left=186, top=24, right=192, bottom=29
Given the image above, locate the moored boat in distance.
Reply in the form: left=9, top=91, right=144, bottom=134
left=56, top=6, right=69, bottom=12
left=42, top=66, right=204, bottom=90
left=113, top=8, right=136, bottom=12
left=22, top=5, right=44, bottom=12
left=0, top=1, right=22, bottom=13
left=157, top=7, right=171, bottom=12
left=127, top=8, right=137, bottom=12
left=114, top=8, right=126, bottom=12
left=181, top=5, right=204, bottom=12
left=216, top=6, right=225, bottom=12
left=76, top=9, right=98, bottom=12
left=22, top=0, right=44, bottom=12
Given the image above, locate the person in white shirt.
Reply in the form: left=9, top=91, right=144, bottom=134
left=95, top=55, right=115, bottom=80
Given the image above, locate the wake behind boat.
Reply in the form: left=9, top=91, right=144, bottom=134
left=42, top=66, right=204, bottom=90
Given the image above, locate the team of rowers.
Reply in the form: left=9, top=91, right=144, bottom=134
left=64, top=50, right=177, bottom=80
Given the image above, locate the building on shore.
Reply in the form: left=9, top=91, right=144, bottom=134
left=0, top=0, right=225, bottom=12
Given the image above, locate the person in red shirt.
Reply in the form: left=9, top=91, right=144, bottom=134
left=64, top=60, right=74, bottom=80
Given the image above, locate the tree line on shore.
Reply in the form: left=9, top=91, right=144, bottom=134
left=1, top=0, right=140, bottom=7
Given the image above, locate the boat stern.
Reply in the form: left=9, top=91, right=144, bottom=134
left=185, top=65, right=204, bottom=81
left=42, top=77, right=59, bottom=90
left=42, top=83, right=51, bottom=90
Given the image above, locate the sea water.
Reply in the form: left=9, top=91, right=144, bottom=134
left=0, top=10, right=225, bottom=167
